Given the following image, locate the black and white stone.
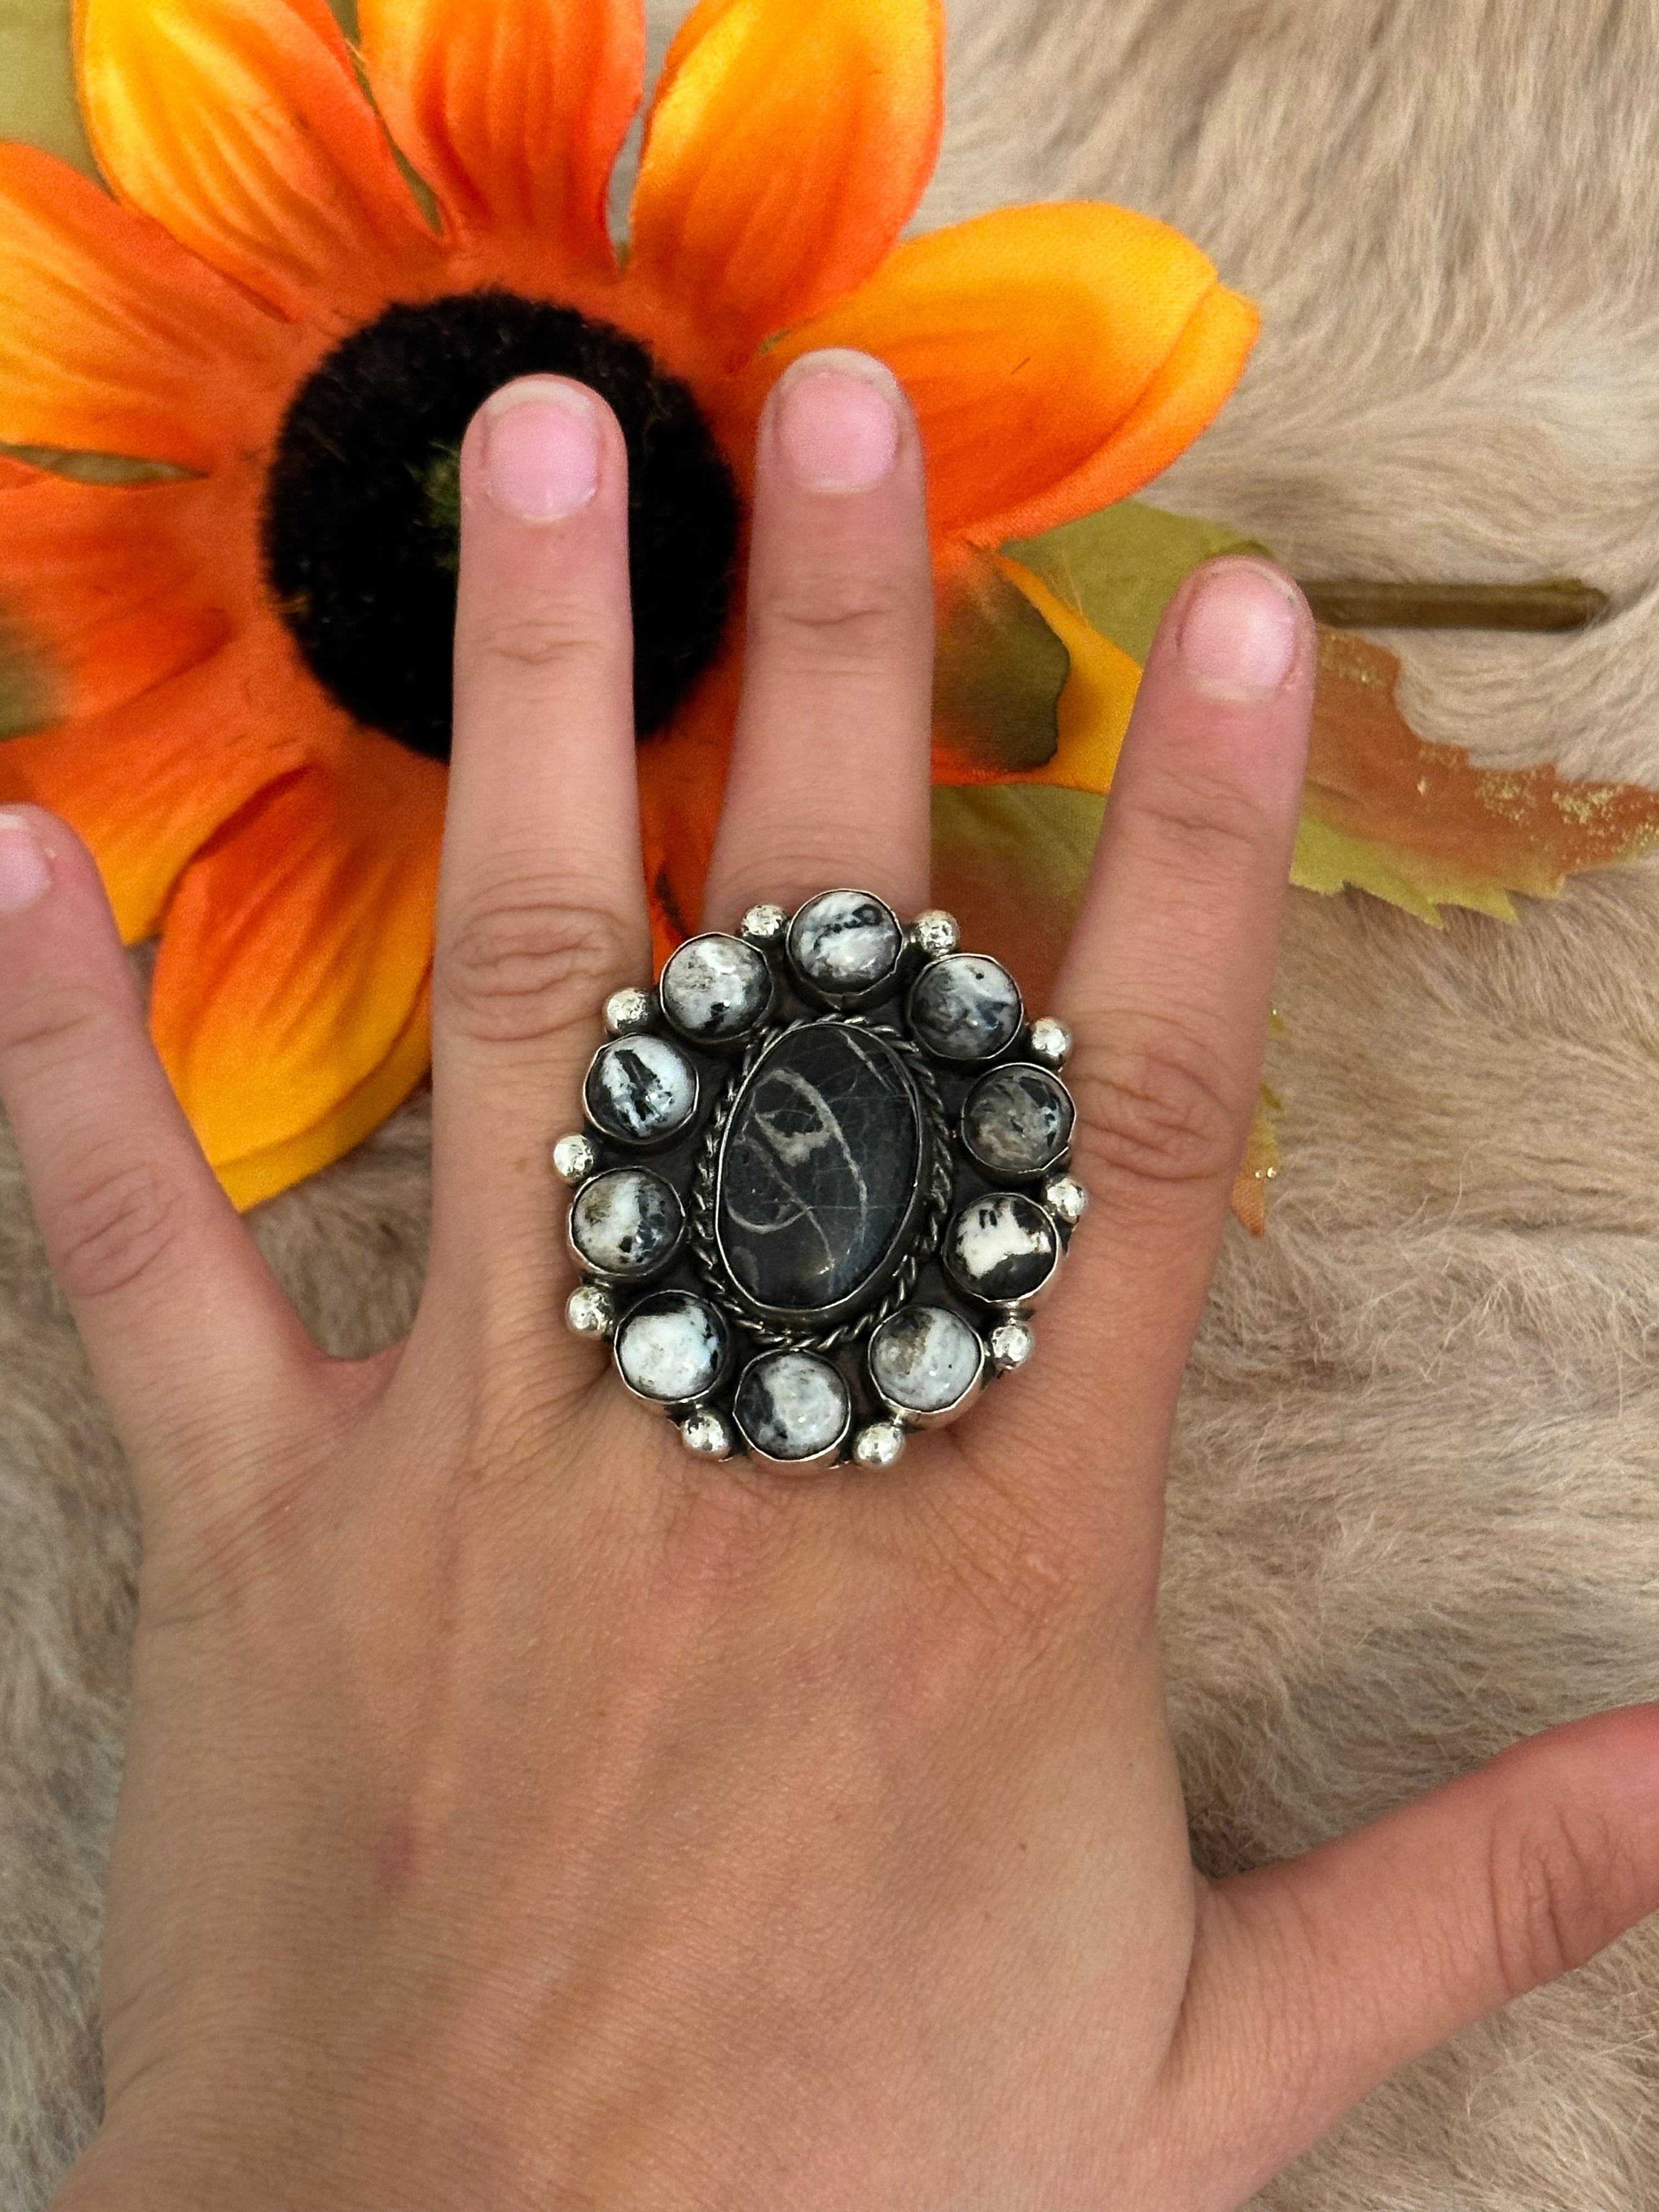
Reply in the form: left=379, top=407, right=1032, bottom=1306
left=868, top=1305, right=985, bottom=1421
left=569, top=1167, right=683, bottom=1279
left=961, top=1063, right=1074, bottom=1177
left=660, top=933, right=772, bottom=1042
left=614, top=1291, right=729, bottom=1404
left=943, top=1192, right=1060, bottom=1306
left=585, top=1034, right=698, bottom=1143
left=733, top=1350, right=851, bottom=1463
left=907, top=954, right=1023, bottom=1062
left=716, top=1021, right=921, bottom=1318
left=786, top=890, right=902, bottom=996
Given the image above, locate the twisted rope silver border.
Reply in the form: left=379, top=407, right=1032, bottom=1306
left=688, top=1014, right=956, bottom=1353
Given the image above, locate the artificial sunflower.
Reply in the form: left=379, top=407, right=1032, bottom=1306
left=0, top=0, right=1258, bottom=1207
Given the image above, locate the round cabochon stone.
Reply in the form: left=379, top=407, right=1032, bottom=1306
left=868, top=1305, right=984, bottom=1418
left=660, top=934, right=772, bottom=1042
left=733, top=1350, right=851, bottom=1462
left=570, top=1167, right=683, bottom=1278
left=907, top=954, right=1023, bottom=1062
left=943, top=1192, right=1058, bottom=1304
left=585, top=1034, right=698, bottom=1143
left=614, top=1291, right=728, bottom=1404
left=787, top=890, right=902, bottom=995
left=961, top=1063, right=1074, bottom=1177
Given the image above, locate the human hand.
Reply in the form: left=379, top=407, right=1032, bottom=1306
left=4, top=349, right=1656, bottom=2212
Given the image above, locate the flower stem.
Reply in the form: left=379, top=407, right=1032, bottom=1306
left=1297, top=578, right=1609, bottom=630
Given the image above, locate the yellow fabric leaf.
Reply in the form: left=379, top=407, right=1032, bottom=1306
left=992, top=556, right=1142, bottom=793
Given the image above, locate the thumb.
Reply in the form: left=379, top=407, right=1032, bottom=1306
left=1158, top=1702, right=1659, bottom=2200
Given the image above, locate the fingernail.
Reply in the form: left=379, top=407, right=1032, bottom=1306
left=483, top=379, right=601, bottom=521
left=0, top=811, right=50, bottom=916
left=775, top=349, right=902, bottom=492
left=1177, top=561, right=1305, bottom=700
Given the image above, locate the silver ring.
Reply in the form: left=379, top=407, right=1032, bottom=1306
left=554, top=890, right=1085, bottom=1470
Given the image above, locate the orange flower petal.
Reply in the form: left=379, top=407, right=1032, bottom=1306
left=75, top=0, right=442, bottom=323
left=0, top=619, right=332, bottom=941
left=0, top=141, right=297, bottom=466
left=215, top=977, right=431, bottom=1211
left=149, top=739, right=444, bottom=1170
left=628, top=0, right=943, bottom=366
left=0, top=467, right=258, bottom=730
left=358, top=0, right=642, bottom=281
left=752, top=203, right=1251, bottom=540
left=989, top=283, right=1261, bottom=543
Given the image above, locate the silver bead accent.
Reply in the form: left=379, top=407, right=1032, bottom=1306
left=565, top=1284, right=617, bottom=1340
left=908, top=909, right=960, bottom=959
left=740, top=902, right=789, bottom=947
left=1027, top=1017, right=1073, bottom=1070
left=852, top=1419, right=907, bottom=1468
left=988, top=1319, right=1035, bottom=1373
left=603, top=986, right=656, bottom=1037
left=551, top=1132, right=599, bottom=1185
left=679, top=1407, right=736, bottom=1460
left=1042, top=1173, right=1090, bottom=1226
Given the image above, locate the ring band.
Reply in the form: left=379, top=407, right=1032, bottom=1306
left=555, top=890, right=1085, bottom=1470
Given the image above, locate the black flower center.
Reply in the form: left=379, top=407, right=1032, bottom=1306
left=259, top=290, right=741, bottom=761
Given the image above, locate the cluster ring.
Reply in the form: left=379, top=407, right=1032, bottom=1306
left=555, top=890, right=1085, bottom=1470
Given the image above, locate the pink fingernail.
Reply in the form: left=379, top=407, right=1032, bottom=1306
left=484, top=379, right=601, bottom=521
left=775, top=350, right=902, bottom=492
left=0, top=811, right=50, bottom=915
left=1177, top=561, right=1305, bottom=699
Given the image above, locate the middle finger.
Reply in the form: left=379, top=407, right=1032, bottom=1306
left=701, top=349, right=935, bottom=928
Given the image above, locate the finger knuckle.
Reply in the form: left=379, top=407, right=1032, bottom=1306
left=0, top=982, right=118, bottom=1072
left=752, top=567, right=913, bottom=674
left=1071, top=1013, right=1241, bottom=1195
left=48, top=1151, right=185, bottom=1305
left=1487, top=1804, right=1629, bottom=2000
left=1131, top=768, right=1278, bottom=881
left=472, top=604, right=612, bottom=678
left=438, top=884, right=638, bottom=1049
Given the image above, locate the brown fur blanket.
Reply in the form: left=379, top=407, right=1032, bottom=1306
left=3, top=0, right=1658, bottom=2204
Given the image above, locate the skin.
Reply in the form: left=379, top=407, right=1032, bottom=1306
left=0, top=348, right=1654, bottom=2211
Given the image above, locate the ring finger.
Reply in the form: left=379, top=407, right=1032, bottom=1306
left=701, top=348, right=935, bottom=928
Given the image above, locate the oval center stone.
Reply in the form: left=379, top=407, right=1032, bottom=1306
left=716, top=1022, right=922, bottom=1314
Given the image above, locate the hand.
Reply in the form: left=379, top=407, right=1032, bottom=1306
left=3, top=349, right=1655, bottom=2212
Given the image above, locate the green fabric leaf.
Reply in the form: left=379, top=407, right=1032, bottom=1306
left=932, top=545, right=1068, bottom=774
left=1002, top=499, right=1266, bottom=664
left=0, top=608, right=56, bottom=737
left=0, top=0, right=94, bottom=171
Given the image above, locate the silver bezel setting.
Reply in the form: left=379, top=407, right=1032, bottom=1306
left=582, top=1034, right=702, bottom=1150
left=731, top=1348, right=854, bottom=1468
left=566, top=1166, right=687, bottom=1288
left=659, top=931, right=777, bottom=1045
left=560, top=894, right=1084, bottom=1467
left=785, top=888, right=906, bottom=1011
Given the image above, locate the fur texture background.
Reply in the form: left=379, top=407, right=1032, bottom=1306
left=3, top=0, right=1659, bottom=2204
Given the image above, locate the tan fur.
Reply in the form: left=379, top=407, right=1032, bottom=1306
left=4, top=0, right=1659, bottom=2203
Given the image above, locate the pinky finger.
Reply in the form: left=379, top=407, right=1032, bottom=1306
left=0, top=808, right=321, bottom=1537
